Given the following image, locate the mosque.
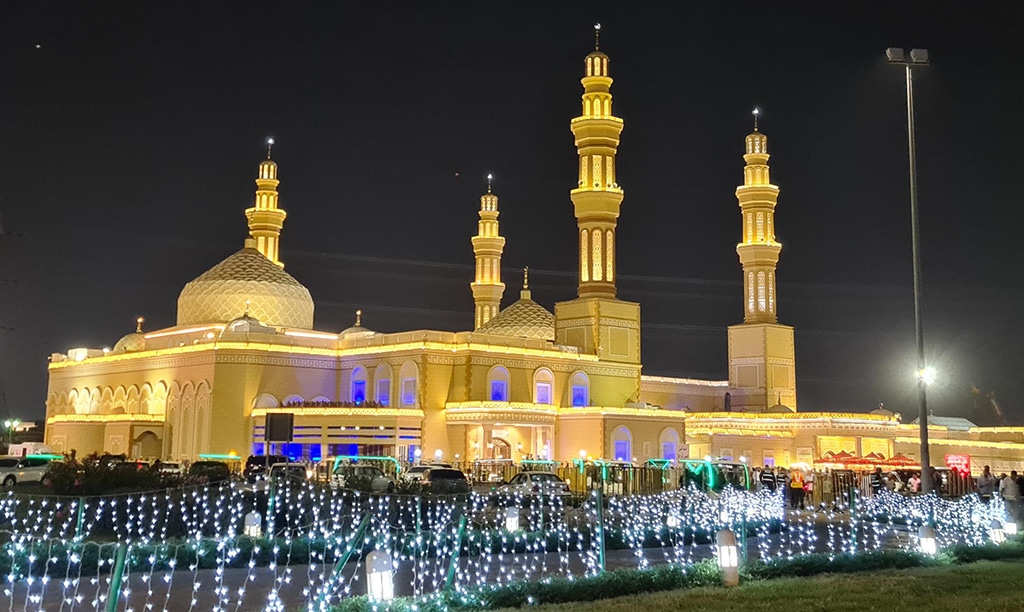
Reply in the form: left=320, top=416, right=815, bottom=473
left=42, top=37, right=1024, bottom=475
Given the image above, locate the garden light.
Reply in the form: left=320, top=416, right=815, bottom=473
left=366, top=550, right=395, bottom=601
left=505, top=506, right=520, bottom=531
left=989, top=519, right=1006, bottom=544
left=243, top=510, right=262, bottom=537
left=1004, top=520, right=1018, bottom=536
left=918, top=524, right=937, bottom=555
left=716, top=528, right=739, bottom=587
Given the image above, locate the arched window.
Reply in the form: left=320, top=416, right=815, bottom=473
left=351, top=366, right=367, bottom=405
left=611, top=426, right=632, bottom=462
left=570, top=372, right=589, bottom=407
left=488, top=366, right=510, bottom=402
left=533, top=368, right=554, bottom=405
left=375, top=364, right=392, bottom=406
left=399, top=361, right=418, bottom=407
left=659, top=428, right=680, bottom=462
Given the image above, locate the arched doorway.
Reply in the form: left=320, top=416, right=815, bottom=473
left=492, top=438, right=511, bottom=460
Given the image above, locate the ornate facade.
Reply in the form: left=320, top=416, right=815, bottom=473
left=43, top=35, right=1024, bottom=475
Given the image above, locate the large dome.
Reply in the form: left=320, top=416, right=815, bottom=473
left=478, top=294, right=555, bottom=341
left=177, top=247, right=314, bottom=329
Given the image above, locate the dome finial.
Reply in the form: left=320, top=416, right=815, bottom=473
left=266, top=137, right=275, bottom=159
left=523, top=266, right=529, bottom=290
left=135, top=316, right=145, bottom=333
left=355, top=309, right=362, bottom=327
left=594, top=23, right=601, bottom=50
left=751, top=107, right=760, bottom=132
left=244, top=299, right=252, bottom=317
left=486, top=172, right=493, bottom=194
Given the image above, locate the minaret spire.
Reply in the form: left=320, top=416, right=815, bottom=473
left=594, top=23, right=601, bottom=50
left=245, top=137, right=288, bottom=267
left=521, top=266, right=531, bottom=299
left=470, top=173, right=506, bottom=329
left=570, top=29, right=624, bottom=298
left=735, top=111, right=781, bottom=324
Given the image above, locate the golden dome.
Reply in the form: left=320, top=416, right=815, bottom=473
left=177, top=247, right=314, bottom=329
left=477, top=294, right=555, bottom=341
left=112, top=332, right=146, bottom=353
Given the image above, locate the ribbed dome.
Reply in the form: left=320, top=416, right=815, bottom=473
left=112, top=332, right=146, bottom=353
left=221, top=314, right=275, bottom=336
left=478, top=294, right=555, bottom=341
left=177, top=248, right=314, bottom=329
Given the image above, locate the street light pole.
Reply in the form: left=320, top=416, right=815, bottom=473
left=887, top=47, right=932, bottom=493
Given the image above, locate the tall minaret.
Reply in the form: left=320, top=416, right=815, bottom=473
left=727, top=110, right=797, bottom=412
left=556, top=24, right=642, bottom=409
left=470, top=174, right=506, bottom=329
left=570, top=23, right=624, bottom=298
left=736, top=109, right=781, bottom=323
left=245, top=137, right=288, bottom=267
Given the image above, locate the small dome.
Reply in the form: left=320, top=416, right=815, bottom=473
left=112, top=332, right=146, bottom=353
left=339, top=310, right=374, bottom=339
left=478, top=294, right=555, bottom=341
left=765, top=403, right=793, bottom=414
left=177, top=247, right=314, bottom=329
left=221, top=314, right=274, bottom=336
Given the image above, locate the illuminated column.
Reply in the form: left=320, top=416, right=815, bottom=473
left=245, top=137, right=288, bottom=267
left=735, top=110, right=782, bottom=324
left=470, top=174, right=506, bottom=329
left=570, top=24, right=624, bottom=298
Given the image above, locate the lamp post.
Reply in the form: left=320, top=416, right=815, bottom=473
left=3, top=419, right=20, bottom=450
left=886, top=47, right=933, bottom=494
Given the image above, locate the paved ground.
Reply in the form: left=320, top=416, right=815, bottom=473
left=2, top=510, right=904, bottom=611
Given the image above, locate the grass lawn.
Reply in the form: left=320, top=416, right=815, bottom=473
left=512, top=560, right=1024, bottom=612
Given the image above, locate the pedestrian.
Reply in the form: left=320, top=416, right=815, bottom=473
left=908, top=472, right=921, bottom=493
left=789, top=468, right=805, bottom=509
left=870, top=467, right=884, bottom=496
left=804, top=471, right=815, bottom=510
left=1000, top=470, right=1020, bottom=521
left=977, top=465, right=997, bottom=503
left=760, top=466, right=777, bottom=492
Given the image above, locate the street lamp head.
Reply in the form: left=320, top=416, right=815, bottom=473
left=910, top=48, right=929, bottom=64
left=918, top=366, right=937, bottom=386
left=886, top=47, right=906, bottom=63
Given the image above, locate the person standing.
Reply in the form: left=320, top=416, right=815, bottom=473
left=908, top=472, right=921, bottom=493
left=870, top=467, right=884, bottom=496
left=760, top=466, right=777, bottom=492
left=789, top=469, right=805, bottom=509
left=978, top=465, right=998, bottom=503
left=1000, top=470, right=1020, bottom=521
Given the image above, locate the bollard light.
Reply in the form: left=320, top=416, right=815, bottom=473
left=989, top=519, right=1006, bottom=545
left=243, top=510, right=262, bottom=537
left=365, top=550, right=395, bottom=601
left=716, top=528, right=739, bottom=587
left=1004, top=520, right=1018, bottom=537
left=505, top=506, right=520, bottom=531
left=666, top=514, right=680, bottom=528
left=918, top=525, right=937, bottom=555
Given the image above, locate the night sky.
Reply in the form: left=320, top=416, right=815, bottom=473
left=2, top=2, right=1023, bottom=424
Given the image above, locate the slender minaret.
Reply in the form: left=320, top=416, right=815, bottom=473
left=736, top=109, right=781, bottom=323
left=556, top=25, right=642, bottom=386
left=470, top=174, right=506, bottom=329
left=728, top=109, right=797, bottom=412
left=245, top=137, right=288, bottom=267
left=570, top=23, right=624, bottom=298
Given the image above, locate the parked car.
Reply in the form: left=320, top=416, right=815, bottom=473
left=244, top=454, right=291, bottom=484
left=0, top=456, right=54, bottom=487
left=420, top=468, right=471, bottom=493
left=331, top=465, right=396, bottom=492
left=249, top=463, right=310, bottom=492
left=158, top=461, right=184, bottom=476
left=400, top=463, right=452, bottom=483
left=495, top=471, right=571, bottom=498
left=188, top=461, right=232, bottom=484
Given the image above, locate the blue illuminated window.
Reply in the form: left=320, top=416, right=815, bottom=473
left=352, top=380, right=366, bottom=405
left=490, top=380, right=507, bottom=402
left=572, top=385, right=587, bottom=407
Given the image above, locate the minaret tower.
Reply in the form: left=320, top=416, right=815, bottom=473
left=570, top=23, right=624, bottom=298
left=245, top=137, right=288, bottom=267
left=555, top=25, right=642, bottom=407
left=470, top=174, right=506, bottom=329
left=727, top=110, right=797, bottom=412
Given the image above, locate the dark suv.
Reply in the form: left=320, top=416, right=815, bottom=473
left=244, top=455, right=290, bottom=484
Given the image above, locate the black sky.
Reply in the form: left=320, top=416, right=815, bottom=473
left=2, top=2, right=1023, bottom=424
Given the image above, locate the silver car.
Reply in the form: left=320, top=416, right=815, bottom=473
left=331, top=465, right=396, bottom=493
left=400, top=463, right=452, bottom=483
left=0, top=457, right=53, bottom=487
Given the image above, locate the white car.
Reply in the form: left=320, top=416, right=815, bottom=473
left=495, top=471, right=571, bottom=498
left=400, top=463, right=452, bottom=483
left=0, top=456, right=53, bottom=487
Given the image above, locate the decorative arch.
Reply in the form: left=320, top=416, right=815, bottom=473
left=374, top=363, right=393, bottom=406
left=399, top=361, right=418, bottom=407
left=532, top=368, right=554, bottom=405
left=126, top=385, right=140, bottom=414
left=659, top=427, right=680, bottom=462
left=195, top=381, right=211, bottom=456
left=251, top=393, right=279, bottom=409
left=350, top=365, right=368, bottom=404
left=487, top=365, right=510, bottom=402
left=570, top=371, right=590, bottom=407
left=611, top=425, right=632, bottom=462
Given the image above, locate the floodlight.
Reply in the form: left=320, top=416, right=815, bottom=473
left=909, top=48, right=929, bottom=64
left=885, top=47, right=906, bottom=63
